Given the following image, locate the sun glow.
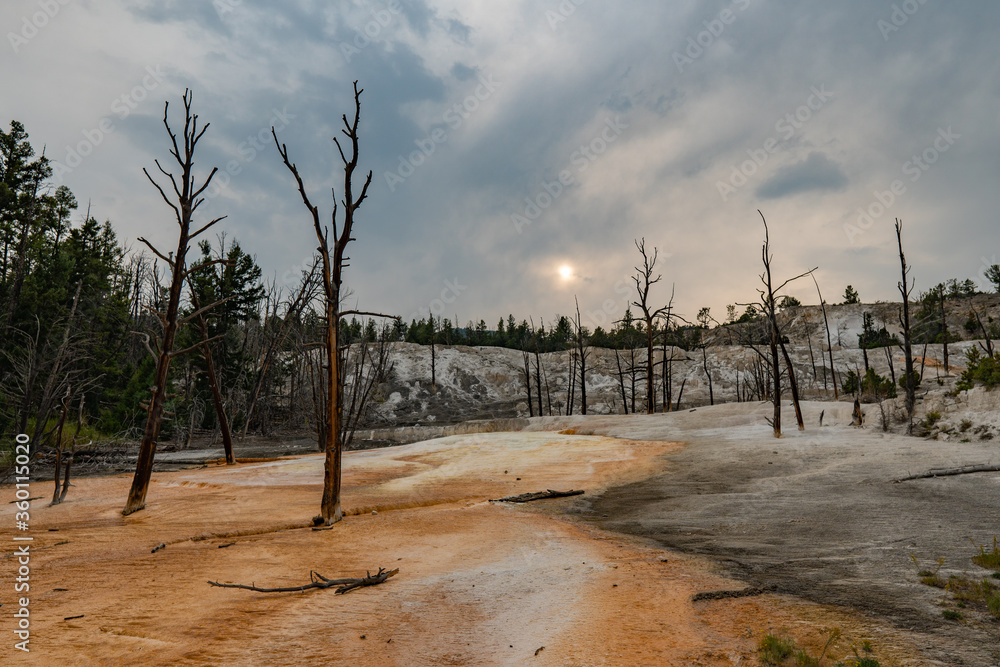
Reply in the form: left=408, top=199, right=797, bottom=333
left=558, top=265, right=573, bottom=280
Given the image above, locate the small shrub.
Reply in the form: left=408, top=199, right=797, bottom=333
left=956, top=346, right=1000, bottom=391
left=760, top=634, right=795, bottom=665
left=942, top=609, right=963, bottom=621
left=842, top=368, right=897, bottom=402
left=972, top=536, right=1000, bottom=569
left=959, top=419, right=973, bottom=432
left=912, top=555, right=946, bottom=587
left=923, top=411, right=942, bottom=427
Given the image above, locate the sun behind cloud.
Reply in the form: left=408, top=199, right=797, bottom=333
left=558, top=265, right=573, bottom=280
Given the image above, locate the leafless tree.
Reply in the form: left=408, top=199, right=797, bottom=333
left=631, top=238, right=682, bottom=414
left=273, top=81, right=389, bottom=525
left=895, top=219, right=917, bottom=429
left=572, top=297, right=589, bottom=415
left=123, top=90, right=227, bottom=516
left=810, top=274, right=838, bottom=399
left=755, top=211, right=813, bottom=436
left=186, top=278, right=235, bottom=464
left=242, top=261, right=319, bottom=436
left=339, top=324, right=394, bottom=451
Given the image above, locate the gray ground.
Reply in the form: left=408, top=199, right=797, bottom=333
left=523, top=402, right=1000, bottom=666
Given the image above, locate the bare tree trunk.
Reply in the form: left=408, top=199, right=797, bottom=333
left=58, top=395, right=84, bottom=503
left=50, top=387, right=71, bottom=505
left=573, top=298, right=588, bottom=415
left=811, top=274, right=838, bottom=399
left=701, top=346, right=714, bottom=406
left=895, top=219, right=916, bottom=429
left=939, top=285, right=949, bottom=374
left=806, top=329, right=817, bottom=384
left=779, top=337, right=804, bottom=430
left=125, top=90, right=227, bottom=516
left=566, top=349, right=576, bottom=416
left=757, top=211, right=814, bottom=436
left=30, top=280, right=83, bottom=452
left=521, top=348, right=534, bottom=417
left=532, top=325, right=543, bottom=416
left=631, top=239, right=679, bottom=414
left=615, top=349, right=628, bottom=414
left=273, top=81, right=374, bottom=524
left=201, top=324, right=235, bottom=464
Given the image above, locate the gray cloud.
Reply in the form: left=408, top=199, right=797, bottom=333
left=4, top=0, right=1000, bottom=324
left=756, top=152, right=849, bottom=200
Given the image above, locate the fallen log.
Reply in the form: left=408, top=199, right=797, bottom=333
left=208, top=567, right=398, bottom=594
left=489, top=489, right=584, bottom=503
left=893, top=464, right=1000, bottom=483
left=692, top=585, right=774, bottom=602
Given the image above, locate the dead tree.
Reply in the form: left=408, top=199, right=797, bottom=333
left=123, top=90, right=227, bottom=516
left=701, top=346, right=714, bottom=405
left=938, top=284, right=949, bottom=374
left=756, top=211, right=813, bottom=436
left=49, top=386, right=71, bottom=504
left=631, top=238, right=681, bottom=414
left=242, top=261, right=318, bottom=435
left=273, top=81, right=380, bottom=525
left=340, top=324, right=394, bottom=451
left=810, top=273, right=838, bottom=399
left=531, top=319, right=544, bottom=416
left=572, top=297, right=589, bottom=414
left=187, top=280, right=235, bottom=464
left=969, top=306, right=994, bottom=357
left=614, top=348, right=628, bottom=414
left=520, top=344, right=534, bottom=417
left=428, top=311, right=437, bottom=388
left=895, top=219, right=917, bottom=429
left=60, top=395, right=85, bottom=502
left=27, top=280, right=84, bottom=452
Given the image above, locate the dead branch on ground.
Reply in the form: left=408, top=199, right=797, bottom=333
left=893, top=464, right=1000, bottom=483
left=208, top=567, right=398, bottom=594
left=490, top=489, right=584, bottom=503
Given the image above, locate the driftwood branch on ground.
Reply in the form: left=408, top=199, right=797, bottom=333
left=489, top=489, right=584, bottom=503
left=893, top=464, right=1000, bottom=483
left=208, top=567, right=398, bottom=594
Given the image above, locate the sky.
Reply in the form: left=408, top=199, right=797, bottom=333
left=3, top=0, right=999, bottom=331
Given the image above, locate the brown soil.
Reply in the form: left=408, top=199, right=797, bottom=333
left=3, top=431, right=926, bottom=665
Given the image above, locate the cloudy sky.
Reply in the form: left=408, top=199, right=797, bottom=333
left=4, top=0, right=999, bottom=330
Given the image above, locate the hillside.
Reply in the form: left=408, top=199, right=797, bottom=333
left=360, top=297, right=1000, bottom=439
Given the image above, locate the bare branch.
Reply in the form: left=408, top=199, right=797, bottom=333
left=137, top=237, right=175, bottom=268
left=190, top=214, right=228, bottom=240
